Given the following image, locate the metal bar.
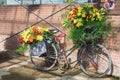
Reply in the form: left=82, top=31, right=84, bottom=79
left=0, top=3, right=70, bottom=43
left=17, top=1, right=65, bottom=33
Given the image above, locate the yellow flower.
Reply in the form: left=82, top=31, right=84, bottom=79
left=19, top=26, right=51, bottom=44
left=82, top=14, right=86, bottom=18
left=96, top=12, right=102, bottom=21
left=35, top=35, right=43, bottom=41
left=24, top=34, right=30, bottom=42
left=91, top=17, right=95, bottom=21
left=39, top=27, right=51, bottom=32
left=76, top=19, right=83, bottom=27
left=73, top=19, right=77, bottom=24
left=77, top=6, right=83, bottom=12
left=82, top=12, right=86, bottom=18
left=76, top=23, right=82, bottom=27
left=70, top=10, right=73, bottom=15
left=77, top=12, right=81, bottom=16
left=92, top=13, right=96, bottom=17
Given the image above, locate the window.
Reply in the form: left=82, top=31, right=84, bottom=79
left=0, top=0, right=6, bottom=5
left=41, top=0, right=65, bottom=4
left=88, top=0, right=97, bottom=3
left=1, top=0, right=97, bottom=5
left=75, top=0, right=97, bottom=4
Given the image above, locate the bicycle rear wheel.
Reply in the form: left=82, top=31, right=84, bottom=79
left=30, top=43, right=58, bottom=70
left=77, top=44, right=112, bottom=77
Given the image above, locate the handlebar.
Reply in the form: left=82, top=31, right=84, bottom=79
left=48, top=29, right=59, bottom=34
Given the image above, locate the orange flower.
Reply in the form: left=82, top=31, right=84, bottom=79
left=19, top=37, right=24, bottom=44
left=70, top=14, right=75, bottom=21
left=28, top=36, right=34, bottom=42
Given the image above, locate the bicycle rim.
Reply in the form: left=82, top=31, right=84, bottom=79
left=30, top=43, right=58, bottom=70
left=77, top=44, right=112, bottom=77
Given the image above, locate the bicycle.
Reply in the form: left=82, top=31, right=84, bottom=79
left=29, top=29, right=112, bottom=78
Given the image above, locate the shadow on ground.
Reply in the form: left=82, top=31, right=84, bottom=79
left=0, top=51, right=13, bottom=63
left=2, top=72, right=34, bottom=80
left=0, top=52, right=119, bottom=80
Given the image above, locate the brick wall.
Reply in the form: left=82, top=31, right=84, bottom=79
left=106, top=0, right=120, bottom=76
left=0, top=3, right=120, bottom=76
left=0, top=4, right=67, bottom=35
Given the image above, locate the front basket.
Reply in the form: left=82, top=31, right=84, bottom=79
left=30, top=41, right=47, bottom=56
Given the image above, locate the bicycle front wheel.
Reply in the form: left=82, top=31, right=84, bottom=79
left=30, top=43, right=58, bottom=70
left=77, top=44, right=112, bottom=77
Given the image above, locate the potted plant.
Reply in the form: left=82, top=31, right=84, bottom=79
left=62, top=3, right=113, bottom=48
left=16, top=26, right=52, bottom=54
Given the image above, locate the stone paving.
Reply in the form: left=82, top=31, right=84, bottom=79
left=0, top=69, right=10, bottom=80
left=0, top=52, right=119, bottom=80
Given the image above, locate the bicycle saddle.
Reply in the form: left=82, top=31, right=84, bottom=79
left=49, top=29, right=59, bottom=34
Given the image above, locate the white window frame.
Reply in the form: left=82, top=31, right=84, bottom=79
left=1, top=0, right=97, bottom=5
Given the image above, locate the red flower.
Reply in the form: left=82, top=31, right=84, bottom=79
left=19, top=37, right=24, bottom=44
left=85, top=13, right=91, bottom=19
left=28, top=36, right=34, bottom=42
left=33, top=26, right=42, bottom=34
left=73, top=8, right=78, bottom=15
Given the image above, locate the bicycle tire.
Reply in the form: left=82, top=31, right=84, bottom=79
left=30, top=43, right=58, bottom=70
left=77, top=44, right=112, bottom=77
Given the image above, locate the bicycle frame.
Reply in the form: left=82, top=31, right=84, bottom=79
left=55, top=33, right=79, bottom=68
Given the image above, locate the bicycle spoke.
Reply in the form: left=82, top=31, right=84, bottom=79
left=84, top=53, right=99, bottom=72
left=30, top=43, right=58, bottom=70
left=46, top=55, right=55, bottom=59
left=78, top=44, right=112, bottom=77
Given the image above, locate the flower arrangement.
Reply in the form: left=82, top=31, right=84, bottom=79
left=62, top=3, right=112, bottom=47
left=16, top=26, right=51, bottom=53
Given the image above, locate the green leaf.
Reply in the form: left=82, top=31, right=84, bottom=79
left=15, top=44, right=28, bottom=53
left=62, top=19, right=72, bottom=28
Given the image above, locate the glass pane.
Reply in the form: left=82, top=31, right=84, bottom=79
left=93, top=0, right=97, bottom=3
left=6, top=0, right=20, bottom=5
left=88, top=0, right=97, bottom=3
left=23, top=0, right=33, bottom=5
left=41, top=0, right=64, bottom=4
left=0, top=0, right=4, bottom=5
left=4, top=0, right=97, bottom=5
left=75, top=0, right=88, bottom=3
left=6, top=0, right=41, bottom=5
left=34, top=0, right=41, bottom=4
